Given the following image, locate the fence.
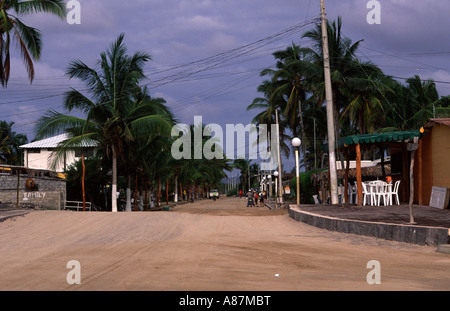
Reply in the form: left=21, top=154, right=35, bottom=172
left=64, top=201, right=93, bottom=211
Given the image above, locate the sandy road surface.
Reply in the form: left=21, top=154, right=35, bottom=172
left=0, top=197, right=449, bottom=291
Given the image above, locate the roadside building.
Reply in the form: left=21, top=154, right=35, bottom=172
left=20, top=133, right=96, bottom=173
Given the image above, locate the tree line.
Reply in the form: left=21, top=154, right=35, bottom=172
left=247, top=17, right=450, bottom=173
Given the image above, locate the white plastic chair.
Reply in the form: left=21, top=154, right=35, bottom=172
left=361, top=182, right=371, bottom=206
left=391, top=180, right=400, bottom=205
left=348, top=183, right=356, bottom=204
left=313, top=195, right=320, bottom=205
left=374, top=181, right=388, bottom=206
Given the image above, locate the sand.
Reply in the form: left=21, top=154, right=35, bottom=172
left=0, top=197, right=449, bottom=291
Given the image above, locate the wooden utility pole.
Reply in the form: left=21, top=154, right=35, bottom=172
left=407, top=137, right=419, bottom=224
left=81, top=155, right=86, bottom=211
left=275, top=109, right=283, bottom=203
left=320, top=0, right=339, bottom=204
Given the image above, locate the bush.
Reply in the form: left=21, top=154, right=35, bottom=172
left=290, top=170, right=323, bottom=204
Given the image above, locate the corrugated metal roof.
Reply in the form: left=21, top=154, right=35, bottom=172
left=20, top=133, right=98, bottom=149
left=429, top=118, right=450, bottom=127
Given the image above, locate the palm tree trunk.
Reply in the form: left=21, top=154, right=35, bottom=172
left=166, top=179, right=169, bottom=206
left=134, top=174, right=138, bottom=211
left=111, top=147, right=118, bottom=212
left=298, top=98, right=308, bottom=172
left=126, top=174, right=132, bottom=212
left=174, top=175, right=178, bottom=202
left=145, top=178, right=149, bottom=211
left=157, top=178, right=161, bottom=207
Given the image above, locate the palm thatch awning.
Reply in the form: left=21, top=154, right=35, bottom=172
left=311, top=165, right=391, bottom=184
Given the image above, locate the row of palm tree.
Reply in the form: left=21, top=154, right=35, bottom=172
left=35, top=34, right=231, bottom=211
left=248, top=17, right=450, bottom=173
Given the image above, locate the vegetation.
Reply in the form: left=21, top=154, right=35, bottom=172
left=34, top=34, right=231, bottom=211
left=0, top=0, right=66, bottom=87
left=0, top=120, right=27, bottom=165
left=2, top=15, right=449, bottom=208
left=249, top=17, right=450, bottom=174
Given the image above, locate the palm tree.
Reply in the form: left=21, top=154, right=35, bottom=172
left=0, top=120, right=27, bottom=164
left=406, top=75, right=439, bottom=128
left=258, top=43, right=316, bottom=171
left=35, top=34, right=172, bottom=212
left=121, top=87, right=176, bottom=211
left=0, top=0, right=66, bottom=87
left=302, top=16, right=371, bottom=137
left=341, top=63, right=392, bottom=134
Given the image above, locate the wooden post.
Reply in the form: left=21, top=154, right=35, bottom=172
left=16, top=168, right=20, bottom=209
left=82, top=155, right=86, bottom=211
left=408, top=137, right=418, bottom=224
left=418, top=139, right=423, bottom=205
left=356, top=143, right=363, bottom=206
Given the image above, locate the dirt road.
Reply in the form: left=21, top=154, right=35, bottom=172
left=0, top=197, right=449, bottom=291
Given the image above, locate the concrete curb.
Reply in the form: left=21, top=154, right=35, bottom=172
left=288, top=205, right=449, bottom=247
left=0, top=211, right=29, bottom=222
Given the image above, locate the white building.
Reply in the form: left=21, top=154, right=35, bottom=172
left=20, top=134, right=97, bottom=173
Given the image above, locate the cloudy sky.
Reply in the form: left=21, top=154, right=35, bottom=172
left=2, top=0, right=450, bottom=171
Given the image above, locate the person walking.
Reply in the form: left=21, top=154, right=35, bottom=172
left=246, top=190, right=254, bottom=207
left=259, top=191, right=264, bottom=206
left=254, top=191, right=259, bottom=207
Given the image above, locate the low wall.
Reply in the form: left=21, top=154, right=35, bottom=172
left=288, top=206, right=449, bottom=246
left=0, top=174, right=66, bottom=210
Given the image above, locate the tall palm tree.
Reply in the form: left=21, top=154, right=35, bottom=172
left=35, top=34, right=172, bottom=212
left=259, top=43, right=316, bottom=171
left=406, top=75, right=439, bottom=128
left=0, top=0, right=66, bottom=87
left=302, top=16, right=370, bottom=137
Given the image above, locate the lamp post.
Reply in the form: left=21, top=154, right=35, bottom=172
left=292, top=137, right=301, bottom=205
left=274, top=170, right=279, bottom=208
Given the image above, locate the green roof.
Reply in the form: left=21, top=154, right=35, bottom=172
left=324, top=130, right=424, bottom=151
left=342, top=130, right=423, bottom=146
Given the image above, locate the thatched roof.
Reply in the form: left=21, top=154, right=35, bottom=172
left=311, top=165, right=391, bottom=184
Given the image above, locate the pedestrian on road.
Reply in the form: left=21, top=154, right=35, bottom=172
left=259, top=191, right=264, bottom=205
left=246, top=190, right=254, bottom=207
left=254, top=192, right=259, bottom=207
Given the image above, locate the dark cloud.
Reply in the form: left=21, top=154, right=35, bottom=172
left=2, top=0, right=449, bottom=144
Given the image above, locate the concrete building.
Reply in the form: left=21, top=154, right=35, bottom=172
left=419, top=118, right=450, bottom=207
left=20, top=134, right=96, bottom=173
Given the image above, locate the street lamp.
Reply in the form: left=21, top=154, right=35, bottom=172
left=292, top=137, right=301, bottom=205
left=274, top=170, right=279, bottom=208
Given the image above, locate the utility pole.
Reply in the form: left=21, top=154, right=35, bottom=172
left=320, top=0, right=339, bottom=204
left=275, top=109, right=283, bottom=203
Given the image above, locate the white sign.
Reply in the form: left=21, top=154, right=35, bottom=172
left=429, top=186, right=449, bottom=209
